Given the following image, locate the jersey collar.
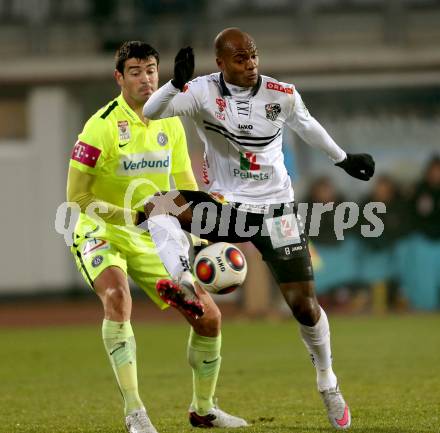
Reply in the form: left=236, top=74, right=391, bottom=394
left=117, top=94, right=144, bottom=124
left=219, top=73, right=262, bottom=97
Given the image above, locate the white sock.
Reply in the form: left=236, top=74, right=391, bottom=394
left=299, top=307, right=337, bottom=391
left=147, top=214, right=192, bottom=280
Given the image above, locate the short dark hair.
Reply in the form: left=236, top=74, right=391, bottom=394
left=115, top=41, right=160, bottom=74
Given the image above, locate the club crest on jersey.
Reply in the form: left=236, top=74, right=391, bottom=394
left=91, top=255, right=104, bottom=268
left=118, top=120, right=131, bottom=141
left=157, top=132, right=168, bottom=146
left=216, top=98, right=226, bottom=112
left=215, top=97, right=226, bottom=120
left=265, top=103, right=281, bottom=121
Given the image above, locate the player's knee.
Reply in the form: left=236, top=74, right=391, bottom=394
left=290, top=296, right=320, bottom=326
left=193, top=306, right=221, bottom=337
left=104, top=285, right=131, bottom=317
left=207, top=306, right=222, bottom=330
left=282, top=283, right=320, bottom=326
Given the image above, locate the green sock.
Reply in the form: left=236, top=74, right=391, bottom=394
left=102, top=319, right=143, bottom=416
left=187, top=328, right=222, bottom=415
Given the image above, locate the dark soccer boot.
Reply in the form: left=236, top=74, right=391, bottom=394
left=156, top=279, right=204, bottom=319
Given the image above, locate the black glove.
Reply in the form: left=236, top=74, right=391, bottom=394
left=171, top=47, right=194, bottom=91
left=335, top=153, right=375, bottom=181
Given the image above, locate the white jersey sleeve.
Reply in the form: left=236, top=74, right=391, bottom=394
left=286, top=89, right=346, bottom=163
left=143, top=79, right=204, bottom=119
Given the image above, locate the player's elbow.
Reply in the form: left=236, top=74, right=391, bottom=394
left=295, top=116, right=324, bottom=141
left=66, top=185, right=79, bottom=207
left=295, top=117, right=316, bottom=134
left=69, top=195, right=89, bottom=213
left=66, top=187, right=94, bottom=214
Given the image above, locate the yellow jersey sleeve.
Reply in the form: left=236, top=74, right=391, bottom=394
left=170, top=117, right=192, bottom=175
left=70, top=112, right=115, bottom=175
left=173, top=169, right=198, bottom=191
left=67, top=166, right=137, bottom=226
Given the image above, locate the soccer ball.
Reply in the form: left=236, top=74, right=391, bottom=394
left=194, top=242, right=247, bottom=294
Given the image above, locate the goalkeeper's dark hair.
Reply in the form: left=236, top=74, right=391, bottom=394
left=115, top=41, right=159, bottom=74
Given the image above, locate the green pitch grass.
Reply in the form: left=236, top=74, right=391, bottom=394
left=1, top=315, right=439, bottom=433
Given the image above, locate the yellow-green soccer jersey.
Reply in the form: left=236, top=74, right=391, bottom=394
left=70, top=94, right=192, bottom=306
left=70, top=93, right=191, bottom=213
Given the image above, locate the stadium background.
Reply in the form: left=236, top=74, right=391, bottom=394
left=0, top=1, right=439, bottom=432
left=1, top=0, right=439, bottom=312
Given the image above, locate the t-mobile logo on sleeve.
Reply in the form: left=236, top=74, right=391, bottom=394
left=71, top=141, right=101, bottom=168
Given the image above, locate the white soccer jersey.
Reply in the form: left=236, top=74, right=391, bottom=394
left=143, top=73, right=346, bottom=205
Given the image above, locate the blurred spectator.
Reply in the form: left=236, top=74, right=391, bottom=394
left=411, top=155, right=440, bottom=240
left=400, top=155, right=440, bottom=310
left=357, top=175, right=410, bottom=312
left=360, top=174, right=409, bottom=249
left=303, top=177, right=359, bottom=303
left=305, top=176, right=345, bottom=244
